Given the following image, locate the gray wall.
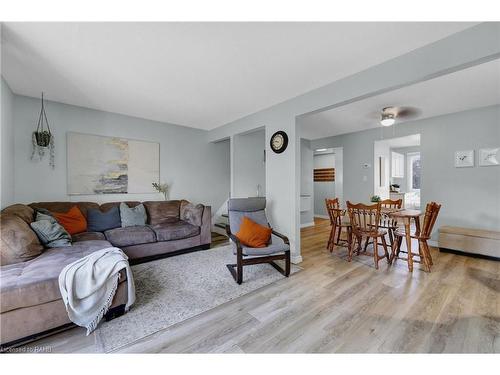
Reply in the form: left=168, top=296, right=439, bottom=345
left=313, top=153, right=336, bottom=217
left=1, top=76, right=15, bottom=208
left=300, top=138, right=313, bottom=225
left=311, top=105, right=500, bottom=237
left=233, top=129, right=266, bottom=198
left=10, top=94, right=231, bottom=212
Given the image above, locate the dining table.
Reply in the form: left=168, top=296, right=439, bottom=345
left=387, top=209, right=423, bottom=271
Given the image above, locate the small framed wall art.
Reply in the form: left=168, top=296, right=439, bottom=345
left=478, top=147, right=500, bottom=166
left=454, top=150, right=474, bottom=168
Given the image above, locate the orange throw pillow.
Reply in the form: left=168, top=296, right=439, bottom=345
left=235, top=216, right=272, bottom=248
left=52, top=206, right=87, bottom=235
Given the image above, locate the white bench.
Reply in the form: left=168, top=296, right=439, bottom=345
left=438, top=226, right=500, bottom=259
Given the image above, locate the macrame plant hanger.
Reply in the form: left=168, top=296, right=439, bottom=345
left=31, top=92, right=55, bottom=168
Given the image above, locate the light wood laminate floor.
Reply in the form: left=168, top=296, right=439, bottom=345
left=18, top=219, right=500, bottom=353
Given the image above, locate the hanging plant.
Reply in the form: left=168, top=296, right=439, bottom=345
left=30, top=92, right=55, bottom=168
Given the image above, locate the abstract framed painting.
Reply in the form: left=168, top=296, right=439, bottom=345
left=67, top=132, right=160, bottom=195
left=478, top=147, right=500, bottom=166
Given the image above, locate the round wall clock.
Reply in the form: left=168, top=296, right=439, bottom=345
left=270, top=131, right=288, bottom=154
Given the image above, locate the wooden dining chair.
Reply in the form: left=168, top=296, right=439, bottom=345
left=347, top=201, right=391, bottom=269
left=325, top=198, right=351, bottom=252
left=363, top=198, right=402, bottom=252
left=393, top=201, right=441, bottom=272
left=380, top=198, right=403, bottom=247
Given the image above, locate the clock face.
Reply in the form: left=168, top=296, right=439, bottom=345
left=270, top=131, right=288, bottom=154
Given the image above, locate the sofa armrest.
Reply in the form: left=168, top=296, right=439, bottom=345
left=180, top=201, right=204, bottom=226
left=271, top=229, right=290, bottom=245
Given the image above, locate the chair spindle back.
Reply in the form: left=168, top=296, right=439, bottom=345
left=347, top=201, right=382, bottom=235
left=420, top=201, right=441, bottom=239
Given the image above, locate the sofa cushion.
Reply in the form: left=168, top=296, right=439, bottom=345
left=104, top=226, right=156, bottom=247
left=30, top=211, right=72, bottom=248
left=144, top=201, right=181, bottom=225
left=120, top=202, right=147, bottom=227
left=0, top=240, right=113, bottom=313
left=29, top=202, right=100, bottom=219
left=0, top=214, right=44, bottom=266
left=152, top=220, right=200, bottom=242
left=99, top=201, right=142, bottom=213
left=87, top=206, right=121, bottom=232
left=72, top=231, right=106, bottom=242
left=1, top=204, right=35, bottom=224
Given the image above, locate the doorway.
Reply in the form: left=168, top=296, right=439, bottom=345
left=313, top=150, right=336, bottom=218
left=373, top=134, right=421, bottom=209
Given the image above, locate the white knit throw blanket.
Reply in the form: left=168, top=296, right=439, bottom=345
left=58, top=247, right=136, bottom=335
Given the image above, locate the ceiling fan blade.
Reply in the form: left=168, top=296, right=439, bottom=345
left=396, top=106, right=422, bottom=119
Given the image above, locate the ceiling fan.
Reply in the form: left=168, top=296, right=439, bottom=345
left=373, top=106, right=422, bottom=126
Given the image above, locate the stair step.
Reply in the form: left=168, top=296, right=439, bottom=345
left=214, top=223, right=227, bottom=229
left=221, top=213, right=229, bottom=218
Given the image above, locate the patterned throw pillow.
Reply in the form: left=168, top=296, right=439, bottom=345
left=30, top=211, right=72, bottom=248
left=87, top=206, right=121, bottom=232
left=120, top=203, right=147, bottom=227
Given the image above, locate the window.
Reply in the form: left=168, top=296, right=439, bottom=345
left=407, top=152, right=421, bottom=191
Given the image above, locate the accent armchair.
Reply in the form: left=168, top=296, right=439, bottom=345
left=226, top=197, right=291, bottom=284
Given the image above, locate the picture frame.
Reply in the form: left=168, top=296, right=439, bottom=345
left=454, top=150, right=474, bottom=168
left=478, top=147, right=500, bottom=166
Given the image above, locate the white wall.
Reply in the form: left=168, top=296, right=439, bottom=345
left=312, top=105, right=500, bottom=237
left=11, top=95, right=230, bottom=212
left=232, top=129, right=266, bottom=198
left=1, top=76, right=15, bottom=208
left=207, top=24, right=500, bottom=262
left=373, top=141, right=391, bottom=200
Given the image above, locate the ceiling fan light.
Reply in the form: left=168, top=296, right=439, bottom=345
left=380, top=113, right=395, bottom=126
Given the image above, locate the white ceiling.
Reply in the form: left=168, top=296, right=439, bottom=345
left=300, top=58, right=500, bottom=140
left=1, top=22, right=475, bottom=130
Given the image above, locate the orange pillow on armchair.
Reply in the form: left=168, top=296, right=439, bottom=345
left=235, top=216, right=272, bottom=248
left=52, top=206, right=87, bottom=235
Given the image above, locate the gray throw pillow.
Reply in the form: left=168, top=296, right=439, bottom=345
left=120, top=202, right=147, bottom=227
left=87, top=206, right=121, bottom=232
left=30, top=211, right=72, bottom=248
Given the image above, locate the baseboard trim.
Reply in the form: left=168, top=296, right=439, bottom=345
left=300, top=222, right=315, bottom=228
left=439, top=247, right=499, bottom=261
left=291, top=255, right=303, bottom=264
left=314, top=215, right=329, bottom=220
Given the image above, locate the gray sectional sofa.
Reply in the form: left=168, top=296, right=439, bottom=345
left=0, top=200, right=211, bottom=347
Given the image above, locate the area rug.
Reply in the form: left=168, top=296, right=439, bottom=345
left=96, top=244, right=300, bottom=352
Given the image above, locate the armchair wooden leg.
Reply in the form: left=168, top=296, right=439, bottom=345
left=226, top=264, right=241, bottom=284
left=237, top=256, right=243, bottom=284
left=285, top=251, right=291, bottom=276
